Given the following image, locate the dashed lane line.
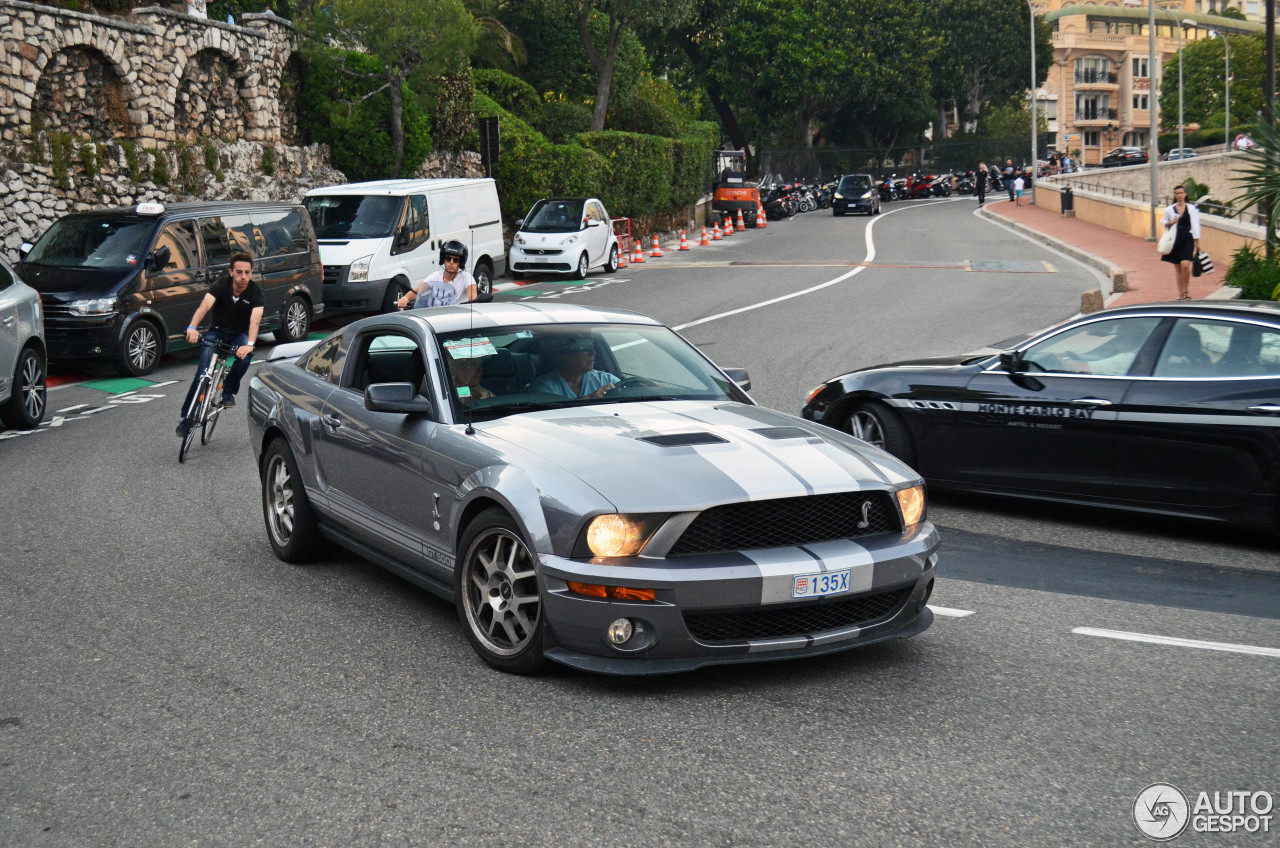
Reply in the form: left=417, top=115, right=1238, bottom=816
left=928, top=606, right=976, bottom=618
left=1073, top=627, right=1280, bottom=659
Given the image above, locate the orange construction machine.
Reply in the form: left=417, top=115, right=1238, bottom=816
left=711, top=150, right=762, bottom=229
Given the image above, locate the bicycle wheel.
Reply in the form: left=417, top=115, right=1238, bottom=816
left=179, top=375, right=212, bottom=463
left=201, top=364, right=227, bottom=445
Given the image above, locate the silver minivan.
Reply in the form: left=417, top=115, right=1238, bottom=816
left=0, top=257, right=46, bottom=429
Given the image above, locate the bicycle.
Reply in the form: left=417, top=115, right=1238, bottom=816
left=178, top=336, right=241, bottom=463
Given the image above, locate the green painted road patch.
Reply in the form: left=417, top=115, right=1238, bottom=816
left=80, top=377, right=157, bottom=394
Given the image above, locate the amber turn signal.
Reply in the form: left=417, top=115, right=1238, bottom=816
left=567, top=581, right=656, bottom=602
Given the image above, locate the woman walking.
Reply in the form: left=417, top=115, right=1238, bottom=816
left=1160, top=184, right=1201, bottom=300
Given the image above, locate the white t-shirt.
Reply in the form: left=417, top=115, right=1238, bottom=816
left=415, top=269, right=475, bottom=308
left=1014, top=177, right=1025, bottom=192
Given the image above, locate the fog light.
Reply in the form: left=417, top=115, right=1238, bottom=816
left=608, top=618, right=634, bottom=645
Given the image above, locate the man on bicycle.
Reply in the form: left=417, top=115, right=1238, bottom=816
left=176, top=251, right=263, bottom=437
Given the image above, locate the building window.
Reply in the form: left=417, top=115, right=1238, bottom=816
left=1045, top=100, right=1058, bottom=120
left=1085, top=131, right=1101, bottom=147
left=1125, top=131, right=1148, bottom=147
left=1075, top=93, right=1112, bottom=120
left=1075, top=56, right=1112, bottom=84
left=1247, top=0, right=1258, bottom=13
left=1132, top=94, right=1149, bottom=110
left=1132, top=57, right=1149, bottom=78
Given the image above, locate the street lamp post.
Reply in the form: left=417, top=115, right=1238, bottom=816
left=1028, top=0, right=1037, bottom=204
left=1147, top=0, right=1159, bottom=241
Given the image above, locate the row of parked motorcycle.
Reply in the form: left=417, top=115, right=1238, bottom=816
left=756, top=165, right=1036, bottom=218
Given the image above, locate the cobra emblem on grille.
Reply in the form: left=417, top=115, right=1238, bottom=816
left=855, top=499, right=872, bottom=530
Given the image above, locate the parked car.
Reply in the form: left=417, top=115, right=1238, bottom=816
left=802, top=300, right=1280, bottom=531
left=304, top=178, right=505, bottom=311
left=1101, top=146, right=1149, bottom=167
left=1163, top=147, right=1199, bottom=161
left=832, top=174, right=881, bottom=217
left=249, top=303, right=938, bottom=674
left=0, top=257, right=46, bottom=429
left=17, top=201, right=324, bottom=376
left=509, top=198, right=620, bottom=279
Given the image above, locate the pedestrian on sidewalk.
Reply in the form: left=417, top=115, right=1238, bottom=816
left=1003, top=159, right=1016, bottom=203
left=1160, top=184, right=1201, bottom=300
left=1014, top=174, right=1025, bottom=206
left=976, top=162, right=987, bottom=206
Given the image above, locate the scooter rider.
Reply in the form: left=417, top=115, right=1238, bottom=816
left=397, top=240, right=477, bottom=308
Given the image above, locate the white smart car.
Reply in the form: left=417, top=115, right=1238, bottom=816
left=510, top=197, right=620, bottom=279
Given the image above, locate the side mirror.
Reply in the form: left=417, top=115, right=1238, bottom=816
left=587, top=218, right=602, bottom=227
left=18, top=242, right=32, bottom=259
left=364, top=382, right=434, bottom=416
left=722, top=367, right=751, bottom=392
left=148, top=244, right=171, bottom=271
left=998, top=352, right=1022, bottom=373
left=514, top=219, right=524, bottom=229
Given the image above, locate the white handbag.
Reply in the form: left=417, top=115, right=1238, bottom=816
left=1157, top=225, right=1176, bottom=254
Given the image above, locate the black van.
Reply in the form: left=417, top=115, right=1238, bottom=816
left=16, top=201, right=324, bottom=376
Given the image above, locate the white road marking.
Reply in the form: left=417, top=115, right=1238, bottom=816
left=150, top=380, right=179, bottom=388
left=672, top=199, right=961, bottom=332
left=1073, top=627, right=1280, bottom=659
left=55, top=404, right=90, bottom=414
left=928, top=605, right=976, bottom=617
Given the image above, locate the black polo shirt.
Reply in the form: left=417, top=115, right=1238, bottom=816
left=208, top=276, right=264, bottom=334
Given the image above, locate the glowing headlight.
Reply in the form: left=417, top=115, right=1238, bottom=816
left=586, top=514, right=660, bottom=557
left=68, top=297, right=116, bottom=316
left=861, top=191, right=874, bottom=199
left=833, top=192, right=844, bottom=200
left=895, top=485, right=926, bottom=528
left=347, top=254, right=373, bottom=283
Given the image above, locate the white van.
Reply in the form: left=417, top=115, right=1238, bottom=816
left=303, top=178, right=506, bottom=312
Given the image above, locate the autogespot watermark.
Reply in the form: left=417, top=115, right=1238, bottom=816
left=1134, top=783, right=1274, bottom=841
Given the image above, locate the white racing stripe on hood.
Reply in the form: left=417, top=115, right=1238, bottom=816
left=690, top=439, right=813, bottom=499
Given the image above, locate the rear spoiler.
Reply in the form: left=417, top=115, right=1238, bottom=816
left=266, top=340, right=320, bottom=362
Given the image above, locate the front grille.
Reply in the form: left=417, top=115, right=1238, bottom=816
left=42, top=303, right=73, bottom=318
left=514, top=263, right=571, bottom=272
left=669, top=491, right=900, bottom=556
left=523, top=248, right=563, bottom=256
left=684, top=586, right=914, bottom=643
left=323, top=265, right=345, bottom=285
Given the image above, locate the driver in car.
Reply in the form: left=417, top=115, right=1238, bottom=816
left=526, top=336, right=619, bottom=399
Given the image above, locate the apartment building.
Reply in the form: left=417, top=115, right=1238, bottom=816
left=1037, top=0, right=1265, bottom=165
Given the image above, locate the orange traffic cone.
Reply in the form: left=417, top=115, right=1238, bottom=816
left=724, top=215, right=734, bottom=236
left=712, top=222, right=722, bottom=241
left=632, top=241, right=644, bottom=264
left=736, top=209, right=746, bottom=231
left=617, top=241, right=627, bottom=268
left=678, top=229, right=690, bottom=250
left=651, top=234, right=663, bottom=258
left=699, top=226, right=710, bottom=246
left=756, top=202, right=768, bottom=228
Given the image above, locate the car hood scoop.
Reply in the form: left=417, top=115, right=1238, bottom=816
left=481, top=401, right=916, bottom=513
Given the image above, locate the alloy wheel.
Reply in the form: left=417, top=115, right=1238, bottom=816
left=21, top=352, right=45, bottom=422
left=462, top=528, right=541, bottom=657
left=848, top=410, right=887, bottom=450
left=128, top=324, right=159, bottom=373
left=285, top=299, right=310, bottom=341
left=266, top=453, right=296, bottom=546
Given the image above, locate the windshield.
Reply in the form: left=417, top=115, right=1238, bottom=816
left=436, top=323, right=745, bottom=420
left=521, top=200, right=585, bottom=233
left=305, top=195, right=402, bottom=239
left=838, top=176, right=872, bottom=192
left=25, top=217, right=154, bottom=269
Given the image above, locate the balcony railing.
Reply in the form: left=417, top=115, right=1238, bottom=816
left=1074, top=70, right=1118, bottom=85
left=1075, top=108, right=1119, bottom=122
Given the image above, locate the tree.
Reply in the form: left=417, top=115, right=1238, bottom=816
left=304, top=0, right=476, bottom=177
left=466, top=0, right=526, bottom=72
left=927, top=0, right=1053, bottom=135
left=549, top=0, right=695, bottom=131
left=1161, top=34, right=1266, bottom=131
left=1230, top=119, right=1280, bottom=259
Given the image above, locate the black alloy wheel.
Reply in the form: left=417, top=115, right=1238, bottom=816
left=473, top=262, right=494, bottom=302
left=0, top=346, right=46, bottom=429
left=846, top=401, right=916, bottom=466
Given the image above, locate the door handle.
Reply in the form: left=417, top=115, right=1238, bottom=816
left=1, top=316, right=13, bottom=326
left=1071, top=397, right=1112, bottom=407
left=1248, top=404, right=1280, bottom=415
left=323, top=414, right=342, bottom=428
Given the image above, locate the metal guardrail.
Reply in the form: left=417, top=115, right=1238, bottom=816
left=1060, top=179, right=1268, bottom=226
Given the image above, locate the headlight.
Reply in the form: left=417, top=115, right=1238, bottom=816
left=68, top=297, right=116, bottom=316
left=895, top=485, right=926, bottom=528
left=560, top=235, right=579, bottom=246
left=861, top=191, right=874, bottom=199
left=833, top=192, right=844, bottom=200
left=347, top=254, right=373, bottom=283
left=585, top=514, right=663, bottom=557
left=514, top=233, right=526, bottom=245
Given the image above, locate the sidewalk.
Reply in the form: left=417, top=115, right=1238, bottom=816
left=980, top=198, right=1233, bottom=306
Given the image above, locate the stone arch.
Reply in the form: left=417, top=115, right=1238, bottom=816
left=174, top=46, right=246, bottom=141
left=278, top=52, right=303, bottom=145
left=32, top=44, right=135, bottom=139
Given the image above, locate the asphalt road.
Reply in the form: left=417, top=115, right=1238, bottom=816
left=2, top=198, right=1277, bottom=847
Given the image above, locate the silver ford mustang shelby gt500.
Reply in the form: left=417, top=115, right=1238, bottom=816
left=248, top=303, right=939, bottom=674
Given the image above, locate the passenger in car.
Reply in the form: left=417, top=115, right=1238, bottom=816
left=526, top=336, right=619, bottom=399
left=450, top=352, right=495, bottom=404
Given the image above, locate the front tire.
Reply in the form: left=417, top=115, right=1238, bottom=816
left=572, top=251, right=589, bottom=280
left=473, top=262, right=494, bottom=302
left=846, top=400, right=916, bottom=466
left=382, top=277, right=411, bottom=313
left=455, top=508, right=546, bottom=675
left=0, top=346, right=46, bottom=429
left=604, top=244, right=619, bottom=273
left=261, top=438, right=322, bottom=562
left=117, top=320, right=162, bottom=377
left=278, top=295, right=311, bottom=344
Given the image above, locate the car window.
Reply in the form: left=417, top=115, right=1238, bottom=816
left=251, top=209, right=306, bottom=258
left=24, top=217, right=154, bottom=269
left=349, top=331, right=428, bottom=396
left=1021, top=316, right=1161, bottom=376
left=602, top=328, right=708, bottom=389
left=301, top=336, right=342, bottom=383
left=219, top=213, right=258, bottom=257
left=838, top=176, right=871, bottom=192
left=305, top=195, right=401, bottom=239
left=198, top=216, right=233, bottom=268
left=153, top=220, right=200, bottom=273
left=523, top=200, right=585, bottom=232
left=0, top=261, right=11, bottom=291
left=394, top=195, right=429, bottom=253
left=1154, top=319, right=1280, bottom=378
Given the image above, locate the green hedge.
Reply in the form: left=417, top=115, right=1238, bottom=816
left=535, top=100, right=592, bottom=144
left=472, top=69, right=542, bottom=125
left=671, top=121, right=719, bottom=206
left=577, top=130, right=673, bottom=217
left=1225, top=244, right=1280, bottom=300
